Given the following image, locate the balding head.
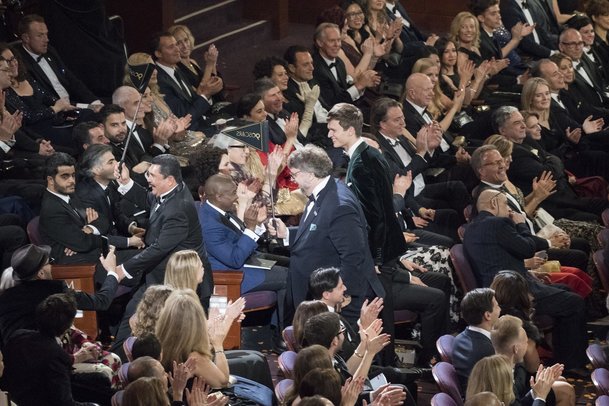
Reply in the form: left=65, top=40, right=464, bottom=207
left=405, top=73, right=434, bottom=108
left=559, top=28, right=584, bottom=61
left=112, top=86, right=142, bottom=122
left=127, top=356, right=165, bottom=383
left=476, top=189, right=509, bottom=217
left=204, top=173, right=237, bottom=211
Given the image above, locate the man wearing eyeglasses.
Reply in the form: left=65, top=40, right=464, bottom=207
left=463, top=188, right=588, bottom=375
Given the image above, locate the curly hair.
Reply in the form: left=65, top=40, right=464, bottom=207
left=252, top=56, right=288, bottom=80
left=190, top=145, right=228, bottom=187
left=132, top=285, right=174, bottom=337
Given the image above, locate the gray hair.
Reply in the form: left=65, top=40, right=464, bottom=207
left=470, top=144, right=499, bottom=177
left=288, top=145, right=333, bottom=178
left=491, top=106, right=518, bottom=134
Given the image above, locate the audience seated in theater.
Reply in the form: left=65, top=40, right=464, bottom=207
left=499, top=0, right=559, bottom=59
left=566, top=15, right=609, bottom=85
left=199, top=174, right=288, bottom=330
left=3, top=293, right=100, bottom=405
left=587, top=0, right=609, bottom=60
left=163, top=249, right=204, bottom=292
left=284, top=344, right=334, bottom=406
left=124, top=52, right=201, bottom=141
left=491, top=315, right=574, bottom=406
left=312, top=22, right=379, bottom=113
left=253, top=56, right=289, bottom=93
left=291, top=300, right=329, bottom=352
left=383, top=0, right=436, bottom=46
left=187, top=145, right=231, bottom=200
left=546, top=53, right=609, bottom=125
left=470, top=0, right=533, bottom=80
left=452, top=288, right=499, bottom=391
left=463, top=188, right=588, bottom=373
left=298, top=368, right=351, bottom=406
left=435, top=37, right=488, bottom=105
left=129, top=285, right=174, bottom=338
left=0, top=243, right=121, bottom=347
left=466, top=354, right=553, bottom=406
left=15, top=14, right=102, bottom=110
left=559, top=28, right=609, bottom=104
left=483, top=130, right=601, bottom=263
left=521, top=76, right=609, bottom=187
left=308, top=267, right=423, bottom=397
left=155, top=289, right=241, bottom=388
left=150, top=31, right=222, bottom=132
left=168, top=25, right=221, bottom=95
left=0, top=43, right=80, bottom=146
left=371, top=96, right=468, bottom=240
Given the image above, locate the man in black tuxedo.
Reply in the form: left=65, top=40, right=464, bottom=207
left=267, top=145, right=385, bottom=326
left=111, top=154, right=212, bottom=355
left=326, top=103, right=450, bottom=367
left=463, top=188, right=587, bottom=372
left=75, top=144, right=146, bottom=249
left=15, top=14, right=101, bottom=109
left=384, top=0, right=430, bottom=44
left=152, top=32, right=222, bottom=131
left=254, top=77, right=305, bottom=147
left=559, top=28, right=609, bottom=105
left=452, top=288, right=499, bottom=391
left=402, top=73, right=475, bottom=189
left=500, top=0, right=559, bottom=59
left=371, top=97, right=469, bottom=241
left=112, top=86, right=173, bottom=158
left=312, top=23, right=379, bottom=111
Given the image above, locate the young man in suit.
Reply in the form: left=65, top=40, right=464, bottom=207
left=452, top=288, right=500, bottom=391
left=325, top=103, right=450, bottom=367
left=16, top=14, right=101, bottom=110
left=463, top=189, right=587, bottom=373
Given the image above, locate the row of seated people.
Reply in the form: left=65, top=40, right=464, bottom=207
left=1, top=0, right=609, bottom=403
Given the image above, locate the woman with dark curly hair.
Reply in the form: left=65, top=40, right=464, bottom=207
left=187, top=145, right=231, bottom=201
left=252, top=56, right=289, bottom=91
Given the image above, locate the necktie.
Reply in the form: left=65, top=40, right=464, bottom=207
left=302, top=194, right=316, bottom=223
left=328, top=62, right=336, bottom=69
left=521, top=0, right=528, bottom=9
left=36, top=54, right=44, bottom=63
left=576, top=62, right=583, bottom=70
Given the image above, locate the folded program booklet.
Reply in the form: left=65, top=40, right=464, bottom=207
left=245, top=257, right=277, bottom=270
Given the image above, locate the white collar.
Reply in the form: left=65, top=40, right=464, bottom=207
left=321, top=55, right=337, bottom=66
left=347, top=138, right=366, bottom=158
left=46, top=188, right=70, bottom=204
left=406, top=98, right=427, bottom=116
left=159, top=184, right=178, bottom=202
left=155, top=61, right=177, bottom=76
left=309, top=175, right=331, bottom=199
left=23, top=45, right=41, bottom=60
left=206, top=200, right=227, bottom=216
left=468, top=325, right=492, bottom=340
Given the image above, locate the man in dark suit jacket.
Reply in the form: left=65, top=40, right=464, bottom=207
left=500, top=0, right=558, bottom=59
left=326, top=103, right=450, bottom=366
left=75, top=144, right=146, bottom=250
left=269, top=146, right=384, bottom=325
left=402, top=74, right=475, bottom=189
left=111, top=154, right=212, bottom=356
left=0, top=244, right=123, bottom=347
left=152, top=32, right=222, bottom=131
left=463, top=189, right=587, bottom=371
left=452, top=288, right=499, bottom=391
left=16, top=14, right=99, bottom=107
left=200, top=174, right=287, bottom=327
left=312, top=23, right=379, bottom=111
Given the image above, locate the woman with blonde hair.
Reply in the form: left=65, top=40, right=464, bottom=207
left=122, top=377, right=170, bottom=406
left=164, top=249, right=204, bottom=292
left=156, top=289, right=242, bottom=388
left=466, top=354, right=553, bottom=406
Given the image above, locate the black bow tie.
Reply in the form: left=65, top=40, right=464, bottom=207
left=387, top=138, right=399, bottom=147
left=36, top=54, right=45, bottom=63
left=308, top=194, right=316, bottom=203
left=521, top=0, right=528, bottom=9
left=225, top=211, right=245, bottom=231
left=576, top=62, right=584, bottom=70
left=328, top=62, right=336, bottom=69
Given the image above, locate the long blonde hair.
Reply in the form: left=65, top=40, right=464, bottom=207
left=466, top=355, right=516, bottom=405
left=156, top=289, right=211, bottom=371
left=164, top=250, right=203, bottom=291
left=449, top=12, right=481, bottom=49
left=521, top=77, right=550, bottom=115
